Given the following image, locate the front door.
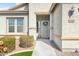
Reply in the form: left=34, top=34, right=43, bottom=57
left=38, top=20, right=50, bottom=39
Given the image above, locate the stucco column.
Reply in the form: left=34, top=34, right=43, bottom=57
left=50, top=13, right=53, bottom=41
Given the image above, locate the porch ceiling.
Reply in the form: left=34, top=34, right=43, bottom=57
left=36, top=15, right=50, bottom=20
left=35, top=12, right=49, bottom=15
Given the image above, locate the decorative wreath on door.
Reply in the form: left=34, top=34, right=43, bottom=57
left=43, top=22, right=48, bottom=26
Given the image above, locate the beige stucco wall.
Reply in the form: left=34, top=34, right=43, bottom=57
left=50, top=4, right=79, bottom=52
left=62, top=4, right=79, bottom=52
left=50, top=4, right=62, bottom=49
left=29, top=3, right=52, bottom=40
left=62, top=4, right=79, bottom=37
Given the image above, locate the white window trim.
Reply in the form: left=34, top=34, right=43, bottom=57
left=7, top=18, right=24, bottom=33
left=15, top=19, right=17, bottom=33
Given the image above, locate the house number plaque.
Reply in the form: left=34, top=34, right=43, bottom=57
left=68, top=6, right=75, bottom=23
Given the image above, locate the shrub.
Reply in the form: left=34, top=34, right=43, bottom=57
left=19, top=35, right=34, bottom=48
left=0, top=36, right=15, bottom=53
left=0, top=41, right=4, bottom=46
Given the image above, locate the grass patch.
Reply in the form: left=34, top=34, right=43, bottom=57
left=10, top=51, right=33, bottom=56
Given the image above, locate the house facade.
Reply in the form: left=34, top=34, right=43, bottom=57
left=0, top=3, right=51, bottom=40
left=0, top=3, right=29, bottom=39
left=1, top=3, right=79, bottom=52
left=50, top=4, right=79, bottom=52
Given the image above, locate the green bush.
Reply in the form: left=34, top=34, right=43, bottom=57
left=0, top=36, right=15, bottom=53
left=19, top=35, right=34, bottom=48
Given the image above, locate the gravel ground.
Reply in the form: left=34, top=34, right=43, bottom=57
left=55, top=49, right=79, bottom=56
left=62, top=52, right=79, bottom=56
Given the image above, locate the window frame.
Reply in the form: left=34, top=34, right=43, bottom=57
left=7, top=17, right=24, bottom=33
left=17, top=18, right=24, bottom=32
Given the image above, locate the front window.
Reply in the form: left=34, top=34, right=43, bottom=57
left=17, top=19, right=23, bottom=32
left=7, top=17, right=24, bottom=33
left=8, top=19, right=15, bottom=32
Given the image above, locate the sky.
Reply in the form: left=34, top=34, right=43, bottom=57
left=0, top=3, right=16, bottom=10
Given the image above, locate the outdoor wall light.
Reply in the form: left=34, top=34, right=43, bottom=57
left=68, top=6, right=75, bottom=23
left=68, top=7, right=74, bottom=18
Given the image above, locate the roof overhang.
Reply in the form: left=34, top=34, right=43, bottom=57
left=49, top=3, right=57, bottom=13
left=9, top=3, right=28, bottom=10
left=0, top=3, right=29, bottom=15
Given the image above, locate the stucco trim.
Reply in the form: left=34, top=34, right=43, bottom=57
left=0, top=33, right=27, bottom=36
left=62, top=37, right=79, bottom=40
left=54, top=34, right=61, bottom=39
left=49, top=3, right=56, bottom=13
left=0, top=10, right=28, bottom=14
left=0, top=35, right=27, bottom=36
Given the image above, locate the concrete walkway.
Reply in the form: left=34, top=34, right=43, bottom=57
left=37, top=39, right=51, bottom=45
left=32, top=41, right=57, bottom=56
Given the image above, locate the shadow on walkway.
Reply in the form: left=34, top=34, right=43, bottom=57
left=50, top=40, right=61, bottom=51
left=37, top=39, right=61, bottom=51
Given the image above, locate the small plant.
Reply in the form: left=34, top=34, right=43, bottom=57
left=3, top=47, right=8, bottom=53
left=0, top=41, right=7, bottom=52
left=0, top=41, right=4, bottom=46
left=19, top=35, right=34, bottom=48
left=0, top=36, right=15, bottom=53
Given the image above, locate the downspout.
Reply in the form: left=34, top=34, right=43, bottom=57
left=27, top=14, right=29, bottom=35
left=27, top=4, right=29, bottom=35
